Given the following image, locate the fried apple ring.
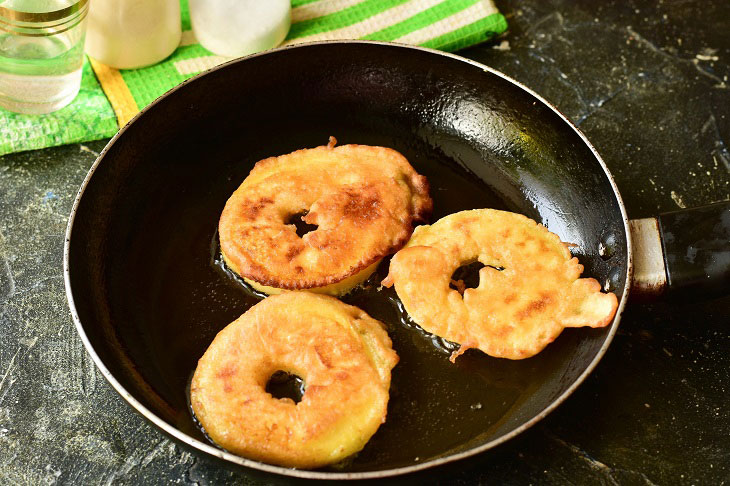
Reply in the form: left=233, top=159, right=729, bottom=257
left=383, top=209, right=618, bottom=360
left=219, top=137, right=432, bottom=295
left=190, top=292, right=399, bottom=469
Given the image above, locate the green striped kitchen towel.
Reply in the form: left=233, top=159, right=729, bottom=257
left=288, top=0, right=506, bottom=50
left=0, top=0, right=507, bottom=156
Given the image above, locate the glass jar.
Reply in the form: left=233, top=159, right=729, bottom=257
left=0, top=0, right=89, bottom=113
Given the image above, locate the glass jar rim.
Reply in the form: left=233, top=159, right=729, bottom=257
left=0, top=0, right=88, bottom=24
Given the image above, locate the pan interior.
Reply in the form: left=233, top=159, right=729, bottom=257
left=67, top=44, right=626, bottom=473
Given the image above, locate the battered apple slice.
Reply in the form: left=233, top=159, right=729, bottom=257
left=191, top=292, right=399, bottom=468
left=383, top=209, right=618, bottom=360
left=219, top=137, right=432, bottom=295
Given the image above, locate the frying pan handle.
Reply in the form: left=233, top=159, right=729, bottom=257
left=630, top=200, right=730, bottom=300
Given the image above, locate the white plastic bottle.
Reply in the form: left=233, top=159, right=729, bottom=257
left=189, top=0, right=291, bottom=57
left=85, top=0, right=181, bottom=69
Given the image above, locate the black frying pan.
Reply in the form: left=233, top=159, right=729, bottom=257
left=63, top=41, right=730, bottom=481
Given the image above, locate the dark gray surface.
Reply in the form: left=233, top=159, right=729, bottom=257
left=1, top=0, right=728, bottom=484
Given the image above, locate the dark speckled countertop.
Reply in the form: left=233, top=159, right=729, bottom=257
left=1, top=0, right=728, bottom=484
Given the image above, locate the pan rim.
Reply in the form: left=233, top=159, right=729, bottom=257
left=63, top=39, right=633, bottom=480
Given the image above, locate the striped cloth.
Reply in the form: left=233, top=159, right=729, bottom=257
left=287, top=0, right=504, bottom=48
left=0, top=0, right=506, bottom=156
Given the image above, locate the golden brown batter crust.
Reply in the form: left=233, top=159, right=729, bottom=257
left=219, top=138, right=432, bottom=292
left=383, top=209, right=618, bottom=360
left=190, top=292, right=399, bottom=469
